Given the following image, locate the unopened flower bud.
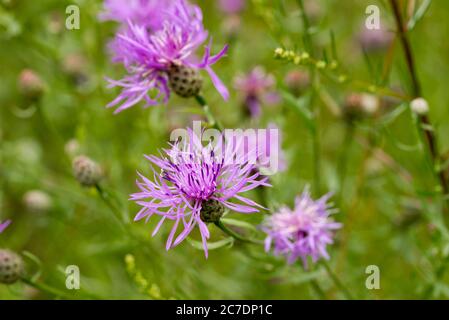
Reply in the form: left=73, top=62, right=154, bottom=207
left=200, top=199, right=225, bottom=223
left=410, top=98, right=429, bottom=115
left=221, top=14, right=241, bottom=39
left=343, top=93, right=379, bottom=120
left=18, top=69, right=45, bottom=99
left=64, top=139, right=81, bottom=158
left=47, top=11, right=64, bottom=34
left=360, top=94, right=379, bottom=114
left=0, top=249, right=24, bottom=285
left=72, top=155, right=102, bottom=187
left=62, top=53, right=89, bottom=86
left=394, top=205, right=422, bottom=229
left=284, top=70, right=310, bottom=96
left=358, top=25, right=393, bottom=53
left=168, top=63, right=203, bottom=98
left=23, top=190, right=52, bottom=213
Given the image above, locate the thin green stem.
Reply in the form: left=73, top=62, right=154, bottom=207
left=422, top=253, right=449, bottom=299
left=297, top=0, right=313, bottom=54
left=194, top=95, right=223, bottom=131
left=321, top=260, right=354, bottom=300
left=21, top=277, right=73, bottom=299
left=311, top=125, right=321, bottom=196
left=310, top=279, right=327, bottom=299
left=95, top=184, right=127, bottom=224
left=296, top=0, right=321, bottom=196
left=214, top=220, right=263, bottom=245
left=337, top=123, right=355, bottom=206
left=390, top=0, right=449, bottom=218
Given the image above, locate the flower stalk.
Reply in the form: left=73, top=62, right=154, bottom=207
left=194, top=94, right=223, bottom=131
left=321, top=260, right=354, bottom=300
left=389, top=0, right=449, bottom=215
left=214, top=220, right=263, bottom=245
left=21, top=276, right=73, bottom=299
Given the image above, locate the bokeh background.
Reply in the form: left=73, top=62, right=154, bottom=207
left=1, top=0, right=449, bottom=299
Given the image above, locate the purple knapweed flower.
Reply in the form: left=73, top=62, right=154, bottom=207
left=107, top=0, right=229, bottom=113
left=130, top=129, right=270, bottom=257
left=99, top=0, right=173, bottom=30
left=262, top=189, right=341, bottom=267
left=0, top=220, right=11, bottom=234
left=218, top=0, right=245, bottom=14
left=234, top=67, right=279, bottom=118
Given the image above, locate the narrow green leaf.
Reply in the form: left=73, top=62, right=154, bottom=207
left=407, top=0, right=432, bottom=31
left=187, top=237, right=234, bottom=250
left=220, top=218, right=258, bottom=233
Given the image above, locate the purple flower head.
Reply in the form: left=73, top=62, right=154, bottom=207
left=262, top=189, right=341, bottom=267
left=219, top=0, right=245, bottom=14
left=107, top=0, right=229, bottom=113
left=130, top=128, right=270, bottom=257
left=0, top=220, right=11, bottom=234
left=234, top=67, right=279, bottom=118
left=99, top=0, right=173, bottom=30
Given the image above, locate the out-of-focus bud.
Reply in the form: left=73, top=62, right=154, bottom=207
left=360, top=94, right=379, bottom=114
left=72, top=155, right=102, bottom=187
left=218, top=0, right=245, bottom=14
left=221, top=14, right=241, bottom=40
left=0, top=249, right=24, bottom=285
left=62, top=53, right=89, bottom=86
left=64, top=139, right=81, bottom=158
left=18, top=69, right=45, bottom=100
left=343, top=92, right=379, bottom=120
left=358, top=25, right=393, bottom=53
left=23, top=190, right=52, bottom=214
left=284, top=70, right=310, bottom=96
left=47, top=11, right=64, bottom=34
left=394, top=204, right=422, bottom=229
left=304, top=0, right=322, bottom=23
left=410, top=97, right=429, bottom=115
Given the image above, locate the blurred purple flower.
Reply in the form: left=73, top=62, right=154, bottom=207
left=130, top=129, right=270, bottom=257
left=262, top=189, right=341, bottom=267
left=99, top=0, right=173, bottom=30
left=234, top=67, right=279, bottom=118
left=0, top=220, right=11, bottom=234
left=358, top=24, right=393, bottom=53
left=106, top=0, right=229, bottom=113
left=218, top=0, right=245, bottom=14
